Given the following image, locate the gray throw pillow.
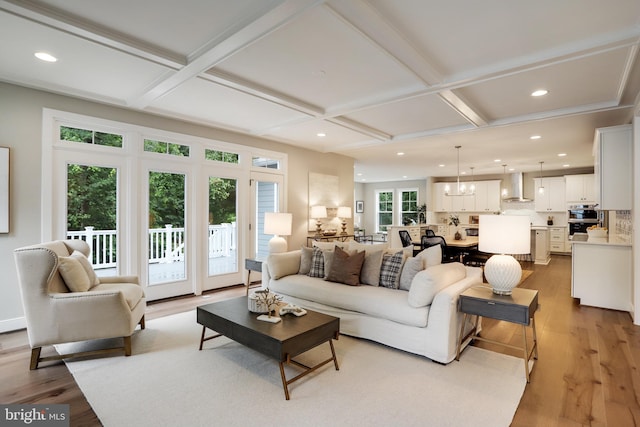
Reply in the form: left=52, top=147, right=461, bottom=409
left=360, top=250, right=384, bottom=286
left=399, top=256, right=424, bottom=291
left=299, top=246, right=313, bottom=274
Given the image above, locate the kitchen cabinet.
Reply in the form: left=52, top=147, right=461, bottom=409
left=534, top=228, right=550, bottom=264
left=451, top=193, right=475, bottom=212
left=534, top=177, right=565, bottom=212
left=594, top=124, right=632, bottom=210
left=549, top=226, right=567, bottom=253
left=473, top=180, right=501, bottom=212
left=571, top=241, right=632, bottom=312
left=565, top=174, right=595, bottom=203
left=432, top=183, right=452, bottom=212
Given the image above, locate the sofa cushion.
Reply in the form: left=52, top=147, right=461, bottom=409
left=399, top=256, right=424, bottom=291
left=268, top=274, right=429, bottom=327
left=72, top=250, right=100, bottom=287
left=415, top=245, right=442, bottom=268
left=267, top=251, right=301, bottom=280
left=326, top=246, right=365, bottom=286
left=379, top=250, right=405, bottom=289
left=298, top=246, right=313, bottom=274
left=58, top=255, right=91, bottom=292
left=348, top=242, right=387, bottom=286
left=308, top=247, right=326, bottom=278
left=408, top=262, right=467, bottom=308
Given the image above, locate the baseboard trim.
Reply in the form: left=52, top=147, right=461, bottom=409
left=0, top=316, right=26, bottom=333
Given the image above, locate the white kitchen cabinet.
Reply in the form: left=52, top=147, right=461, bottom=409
left=534, top=177, right=566, bottom=212
left=593, top=125, right=632, bottom=210
left=451, top=193, right=475, bottom=212
left=549, top=227, right=567, bottom=253
left=473, top=180, right=501, bottom=212
left=565, top=174, right=595, bottom=203
left=571, top=242, right=632, bottom=312
left=432, top=183, right=452, bottom=212
left=534, top=228, right=550, bottom=264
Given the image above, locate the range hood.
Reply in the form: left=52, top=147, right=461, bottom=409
left=502, top=173, right=532, bottom=202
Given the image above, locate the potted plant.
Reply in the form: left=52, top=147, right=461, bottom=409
left=449, top=214, right=462, bottom=240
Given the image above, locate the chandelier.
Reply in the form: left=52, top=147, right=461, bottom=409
left=444, top=146, right=475, bottom=196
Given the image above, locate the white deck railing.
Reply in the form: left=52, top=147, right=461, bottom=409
left=67, top=223, right=237, bottom=269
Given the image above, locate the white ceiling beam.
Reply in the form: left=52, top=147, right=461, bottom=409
left=127, top=0, right=325, bottom=109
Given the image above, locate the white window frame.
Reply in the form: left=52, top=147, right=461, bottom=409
left=375, top=189, right=394, bottom=233
left=398, top=188, right=419, bottom=225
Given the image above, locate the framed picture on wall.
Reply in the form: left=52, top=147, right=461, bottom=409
left=355, top=200, right=364, bottom=213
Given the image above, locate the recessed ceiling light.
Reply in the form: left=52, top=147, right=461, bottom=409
left=563, top=164, right=570, bottom=167
left=461, top=171, right=467, bottom=175
left=494, top=159, right=501, bottom=163
left=438, top=164, right=445, bottom=167
left=316, top=132, right=326, bottom=137
left=402, top=175, right=408, bottom=179
left=356, top=173, right=362, bottom=176
left=558, top=153, right=567, bottom=157
left=530, top=135, right=541, bottom=140
left=397, top=152, right=405, bottom=156
left=531, top=89, right=548, bottom=97
left=508, top=168, right=515, bottom=172
left=35, top=52, right=57, bottom=62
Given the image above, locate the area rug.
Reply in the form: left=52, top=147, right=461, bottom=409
left=58, top=310, right=527, bottom=427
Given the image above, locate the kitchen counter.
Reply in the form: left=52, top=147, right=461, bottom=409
left=570, top=235, right=631, bottom=247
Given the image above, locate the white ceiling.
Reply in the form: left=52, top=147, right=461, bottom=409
left=1, top=0, right=639, bottom=182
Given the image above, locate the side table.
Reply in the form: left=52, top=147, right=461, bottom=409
left=244, top=258, right=262, bottom=296
left=456, top=285, right=538, bottom=382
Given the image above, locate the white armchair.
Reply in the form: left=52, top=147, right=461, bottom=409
left=14, top=240, right=146, bottom=369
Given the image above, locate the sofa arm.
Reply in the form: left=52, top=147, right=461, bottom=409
left=426, top=266, right=483, bottom=362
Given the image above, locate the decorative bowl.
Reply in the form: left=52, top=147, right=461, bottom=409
left=322, top=230, right=337, bottom=236
left=587, top=228, right=608, bottom=238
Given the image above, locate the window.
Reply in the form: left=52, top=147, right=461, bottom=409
left=60, top=126, right=122, bottom=147
left=400, top=189, right=418, bottom=225
left=205, top=149, right=239, bottom=164
left=144, top=139, right=190, bottom=157
left=252, top=156, right=280, bottom=169
left=376, top=190, right=393, bottom=232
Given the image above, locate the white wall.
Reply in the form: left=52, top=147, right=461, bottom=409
left=0, top=82, right=354, bottom=332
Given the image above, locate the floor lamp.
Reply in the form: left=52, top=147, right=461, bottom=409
left=264, top=212, right=292, bottom=253
left=479, top=215, right=531, bottom=295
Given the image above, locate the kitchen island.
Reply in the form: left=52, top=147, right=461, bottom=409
left=571, top=235, right=632, bottom=312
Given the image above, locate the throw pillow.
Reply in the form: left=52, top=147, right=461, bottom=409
left=360, top=249, right=384, bottom=286
left=326, top=246, right=365, bottom=286
left=267, top=251, right=301, bottom=280
left=58, top=256, right=91, bottom=292
left=298, top=246, right=313, bottom=274
left=415, top=245, right=442, bottom=268
left=322, top=249, right=337, bottom=279
left=408, top=262, right=467, bottom=308
left=379, top=250, right=405, bottom=289
left=398, top=256, right=424, bottom=291
left=308, top=246, right=326, bottom=278
left=71, top=250, right=100, bottom=287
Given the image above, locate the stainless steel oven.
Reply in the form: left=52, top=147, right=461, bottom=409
left=567, top=204, right=599, bottom=239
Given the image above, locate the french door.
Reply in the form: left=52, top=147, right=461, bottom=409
left=250, top=171, right=285, bottom=261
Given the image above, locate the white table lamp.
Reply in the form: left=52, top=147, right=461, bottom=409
left=311, top=205, right=327, bottom=236
left=479, top=215, right=531, bottom=295
left=337, top=206, right=351, bottom=235
left=264, top=212, right=292, bottom=253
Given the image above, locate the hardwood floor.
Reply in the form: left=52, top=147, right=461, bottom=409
left=1, top=256, right=639, bottom=426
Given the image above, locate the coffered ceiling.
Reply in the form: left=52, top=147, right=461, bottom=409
left=1, top=0, right=639, bottom=182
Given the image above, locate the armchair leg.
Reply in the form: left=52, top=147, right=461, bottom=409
left=124, top=336, right=132, bottom=356
left=139, top=315, right=146, bottom=330
left=30, top=347, right=42, bottom=370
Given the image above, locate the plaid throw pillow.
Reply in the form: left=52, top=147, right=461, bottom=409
left=379, top=251, right=404, bottom=289
left=308, top=246, right=325, bottom=278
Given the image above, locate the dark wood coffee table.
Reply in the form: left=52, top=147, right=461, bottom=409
left=197, top=297, right=340, bottom=400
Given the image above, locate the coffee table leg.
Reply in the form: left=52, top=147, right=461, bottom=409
left=329, top=339, right=339, bottom=371
left=279, top=361, right=291, bottom=400
left=198, top=325, right=222, bottom=350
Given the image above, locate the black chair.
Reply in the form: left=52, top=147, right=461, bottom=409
left=424, top=229, right=436, bottom=238
left=420, top=235, right=458, bottom=263
left=398, top=230, right=413, bottom=248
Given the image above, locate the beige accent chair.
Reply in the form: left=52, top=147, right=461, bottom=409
left=14, top=240, right=146, bottom=370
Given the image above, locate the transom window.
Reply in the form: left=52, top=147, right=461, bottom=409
left=60, top=125, right=123, bottom=148
left=144, top=139, right=190, bottom=157
left=205, top=149, right=239, bottom=164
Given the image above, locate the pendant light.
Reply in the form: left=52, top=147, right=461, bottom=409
left=538, top=161, right=545, bottom=195
left=444, top=146, right=475, bottom=196
left=501, top=164, right=508, bottom=198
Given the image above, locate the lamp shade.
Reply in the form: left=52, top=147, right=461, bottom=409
left=264, top=212, right=292, bottom=236
left=311, top=205, right=327, bottom=219
left=337, top=206, right=352, bottom=218
left=479, top=215, right=530, bottom=254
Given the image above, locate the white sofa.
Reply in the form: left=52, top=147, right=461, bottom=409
left=261, top=242, right=483, bottom=364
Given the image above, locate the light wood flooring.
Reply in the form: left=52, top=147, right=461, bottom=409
left=1, top=255, right=639, bottom=426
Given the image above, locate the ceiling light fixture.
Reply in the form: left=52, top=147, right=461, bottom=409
left=444, top=145, right=475, bottom=196
left=558, top=153, right=567, bottom=157
left=34, top=52, right=57, bottom=62
left=531, top=89, right=548, bottom=97
left=538, top=161, right=545, bottom=195
left=316, top=132, right=326, bottom=137
left=397, top=152, right=405, bottom=156
left=530, top=135, right=541, bottom=140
